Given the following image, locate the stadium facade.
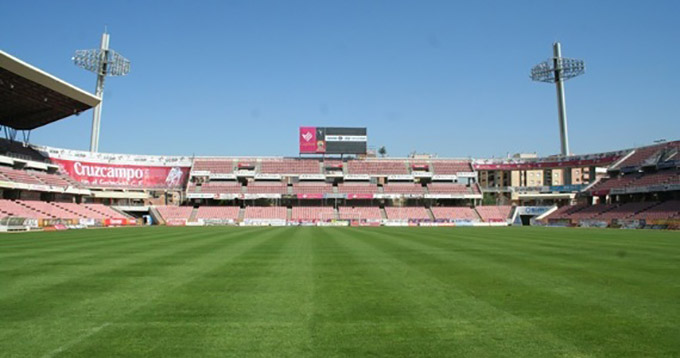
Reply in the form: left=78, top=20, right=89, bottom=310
left=1, top=50, right=678, bottom=231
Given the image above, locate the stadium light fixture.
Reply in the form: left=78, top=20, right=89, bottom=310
left=531, top=42, right=585, bottom=156
left=73, top=31, right=130, bottom=152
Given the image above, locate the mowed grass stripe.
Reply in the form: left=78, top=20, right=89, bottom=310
left=309, top=228, right=470, bottom=357
left=0, top=227, right=199, bottom=261
left=0, top=227, right=231, bottom=286
left=361, top=227, right=680, bottom=356
left=426, top=228, right=679, bottom=298
left=0, top=227, right=271, bottom=357
left=0, top=227, right=678, bottom=357
left=62, top=227, right=301, bottom=357
left=339, top=227, right=589, bottom=357
left=0, top=227, right=254, bottom=301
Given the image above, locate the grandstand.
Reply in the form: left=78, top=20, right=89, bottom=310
left=0, top=49, right=678, bottom=230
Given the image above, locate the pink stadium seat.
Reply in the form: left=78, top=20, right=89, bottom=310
left=0, top=199, right=43, bottom=218
left=82, top=204, right=128, bottom=219
left=427, top=183, right=470, bottom=194
left=292, top=182, right=333, bottom=195
left=431, top=161, right=473, bottom=174
left=384, top=207, right=430, bottom=220
left=475, top=206, right=512, bottom=222
left=338, top=206, right=382, bottom=220
left=244, top=206, right=287, bottom=220
left=260, top=159, right=321, bottom=174
left=192, top=159, right=235, bottom=173
left=291, top=206, right=335, bottom=222
left=156, top=206, right=193, bottom=221
left=596, top=202, right=658, bottom=220
left=632, top=201, right=680, bottom=220
left=196, top=206, right=240, bottom=220
left=346, top=160, right=408, bottom=175
left=196, top=181, right=242, bottom=194
left=431, top=207, right=478, bottom=221
left=382, top=183, right=424, bottom=194
left=337, top=182, right=378, bottom=194
left=246, top=181, right=288, bottom=194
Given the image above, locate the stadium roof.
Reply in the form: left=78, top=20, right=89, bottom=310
left=0, top=50, right=100, bottom=130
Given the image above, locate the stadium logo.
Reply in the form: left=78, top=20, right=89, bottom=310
left=165, top=167, right=184, bottom=187
left=301, top=131, right=313, bottom=142
left=73, top=161, right=144, bottom=180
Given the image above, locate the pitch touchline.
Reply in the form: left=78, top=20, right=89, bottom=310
left=41, top=322, right=111, bottom=358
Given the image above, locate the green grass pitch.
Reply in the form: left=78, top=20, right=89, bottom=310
left=1, top=226, right=679, bottom=357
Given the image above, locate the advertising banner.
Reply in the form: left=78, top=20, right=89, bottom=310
left=51, top=158, right=189, bottom=189
left=299, top=127, right=367, bottom=154
left=346, top=193, right=374, bottom=200
left=299, top=126, right=319, bottom=154
left=297, top=193, right=324, bottom=199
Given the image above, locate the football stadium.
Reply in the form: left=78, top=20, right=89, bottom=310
left=2, top=9, right=680, bottom=357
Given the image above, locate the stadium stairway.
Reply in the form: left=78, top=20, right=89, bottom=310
left=472, top=207, right=483, bottom=221
left=426, top=207, right=435, bottom=221
left=287, top=208, right=292, bottom=222
left=16, top=201, right=55, bottom=219
left=149, top=207, right=165, bottom=225
left=51, top=203, right=87, bottom=219
left=238, top=207, right=245, bottom=222
left=380, top=207, right=387, bottom=220
left=188, top=207, right=199, bottom=223
left=110, top=206, right=134, bottom=219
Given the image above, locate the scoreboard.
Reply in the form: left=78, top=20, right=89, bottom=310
left=299, top=127, right=367, bottom=155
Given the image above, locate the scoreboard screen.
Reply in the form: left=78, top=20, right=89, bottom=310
left=299, top=127, right=367, bottom=155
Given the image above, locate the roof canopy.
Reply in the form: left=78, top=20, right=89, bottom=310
left=0, top=50, right=100, bottom=130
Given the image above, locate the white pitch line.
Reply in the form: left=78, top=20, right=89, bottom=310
left=41, top=322, right=111, bottom=358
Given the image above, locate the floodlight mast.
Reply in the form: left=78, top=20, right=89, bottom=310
left=73, top=31, right=130, bottom=152
left=531, top=42, right=585, bottom=156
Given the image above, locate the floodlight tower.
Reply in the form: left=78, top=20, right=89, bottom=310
left=73, top=31, right=130, bottom=152
left=531, top=42, right=585, bottom=156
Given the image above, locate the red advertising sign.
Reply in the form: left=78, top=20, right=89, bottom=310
left=299, top=126, right=318, bottom=153
left=104, top=218, right=136, bottom=226
left=51, top=158, right=190, bottom=189
left=298, top=193, right=324, bottom=199
left=346, top=193, right=374, bottom=200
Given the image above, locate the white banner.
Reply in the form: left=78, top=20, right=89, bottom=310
left=244, top=193, right=282, bottom=199
left=325, top=135, right=367, bottom=142
left=373, top=193, right=402, bottom=199
left=299, top=174, right=326, bottom=180
left=387, top=174, right=414, bottom=181
left=431, top=175, right=457, bottom=181
left=412, top=171, right=433, bottom=178
left=236, top=170, right=255, bottom=177
left=186, top=193, right=216, bottom=199
left=255, top=174, right=281, bottom=180
left=218, top=193, right=242, bottom=200
left=210, top=173, right=236, bottom=180
left=344, top=174, right=370, bottom=181
left=456, top=172, right=476, bottom=178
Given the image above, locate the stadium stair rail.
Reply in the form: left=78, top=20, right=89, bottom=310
left=426, top=207, right=435, bottom=221
left=237, top=207, right=245, bottom=222
left=534, top=205, right=559, bottom=221
left=188, top=207, right=199, bottom=223
left=110, top=206, right=134, bottom=219
left=149, top=207, right=165, bottom=225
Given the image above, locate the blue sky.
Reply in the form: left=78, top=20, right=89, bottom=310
left=1, top=0, right=678, bottom=158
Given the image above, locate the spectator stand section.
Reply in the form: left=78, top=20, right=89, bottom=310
left=541, top=200, right=680, bottom=229
left=0, top=198, right=134, bottom=230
